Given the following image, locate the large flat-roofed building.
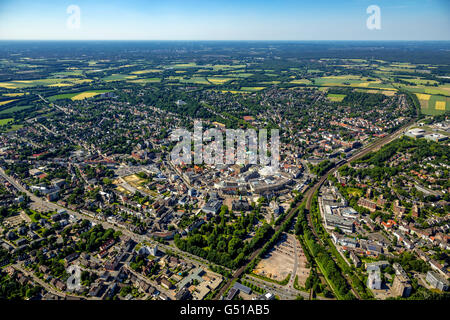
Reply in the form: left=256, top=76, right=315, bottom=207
left=366, top=261, right=389, bottom=271
left=426, top=271, right=449, bottom=291
left=324, top=214, right=355, bottom=233
left=232, top=282, right=252, bottom=295
left=367, top=269, right=382, bottom=290
left=202, top=199, right=223, bottom=215
left=226, top=288, right=239, bottom=300
left=424, top=133, right=448, bottom=142
left=405, top=128, right=425, bottom=139
left=248, top=176, right=291, bottom=194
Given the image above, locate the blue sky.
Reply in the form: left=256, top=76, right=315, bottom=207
left=0, top=0, right=449, bottom=40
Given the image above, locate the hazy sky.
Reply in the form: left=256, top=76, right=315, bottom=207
left=0, top=0, right=449, bottom=40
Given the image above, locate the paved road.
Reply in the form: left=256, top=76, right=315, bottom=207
left=244, top=275, right=309, bottom=300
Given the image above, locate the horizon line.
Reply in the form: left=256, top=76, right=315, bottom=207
left=1, top=39, right=450, bottom=42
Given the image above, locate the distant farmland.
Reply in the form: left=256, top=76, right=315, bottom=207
left=48, top=90, right=111, bottom=101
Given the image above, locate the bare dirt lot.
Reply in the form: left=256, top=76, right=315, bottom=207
left=253, top=233, right=310, bottom=286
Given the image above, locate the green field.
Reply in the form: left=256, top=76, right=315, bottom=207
left=0, top=118, right=14, bottom=125
left=398, top=77, right=439, bottom=86
left=181, top=77, right=210, bottom=84
left=313, top=76, right=376, bottom=87
left=0, top=78, right=92, bottom=89
left=327, top=93, right=346, bottom=102
left=130, top=69, right=163, bottom=74
left=240, top=87, right=266, bottom=92
left=127, top=78, right=161, bottom=84
left=0, top=105, right=33, bottom=115
left=418, top=94, right=449, bottom=115
left=208, top=77, right=236, bottom=84
left=289, top=79, right=312, bottom=85
left=102, top=74, right=137, bottom=81
left=51, top=70, right=84, bottom=77
left=400, top=85, right=450, bottom=97
left=48, top=90, right=111, bottom=101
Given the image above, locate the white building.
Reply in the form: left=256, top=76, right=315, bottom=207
left=367, top=269, right=382, bottom=290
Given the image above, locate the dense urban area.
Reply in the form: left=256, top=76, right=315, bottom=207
left=0, top=41, right=449, bottom=301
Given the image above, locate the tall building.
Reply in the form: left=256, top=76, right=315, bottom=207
left=426, top=271, right=449, bottom=291
left=411, top=204, right=420, bottom=218
left=367, top=269, right=382, bottom=290
left=392, top=275, right=412, bottom=297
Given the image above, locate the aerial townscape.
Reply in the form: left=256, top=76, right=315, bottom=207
left=0, top=3, right=449, bottom=307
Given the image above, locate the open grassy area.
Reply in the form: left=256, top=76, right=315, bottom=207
left=313, top=75, right=383, bottom=88
left=327, top=93, right=346, bottom=102
left=130, top=69, right=162, bottom=74
left=225, top=72, right=253, bottom=78
left=207, top=77, right=236, bottom=84
left=0, top=118, right=14, bottom=125
left=0, top=78, right=92, bottom=89
left=0, top=105, right=33, bottom=115
left=417, top=93, right=449, bottom=115
left=103, top=74, right=137, bottom=81
left=0, top=99, right=17, bottom=106
left=51, top=70, right=84, bottom=77
left=398, top=77, right=439, bottom=86
left=2, top=93, right=27, bottom=97
left=127, top=78, right=161, bottom=84
left=240, top=87, right=266, bottom=92
left=72, top=92, right=101, bottom=100
left=180, top=77, right=210, bottom=85
left=289, top=79, right=312, bottom=85
left=171, top=62, right=198, bottom=68
left=48, top=90, right=111, bottom=101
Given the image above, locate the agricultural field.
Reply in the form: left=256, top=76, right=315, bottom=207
left=207, top=77, right=236, bottom=85
left=240, top=87, right=266, bottom=92
left=312, top=75, right=385, bottom=89
left=0, top=105, right=33, bottom=115
left=2, top=92, right=27, bottom=97
left=0, top=118, right=13, bottom=125
left=48, top=90, right=111, bottom=101
left=0, top=78, right=92, bottom=89
left=327, top=93, right=346, bottom=102
left=103, top=74, right=137, bottom=81
left=415, top=93, right=450, bottom=115
left=397, top=77, right=439, bottom=86
left=0, top=99, right=16, bottom=106
left=130, top=69, right=163, bottom=74
left=127, top=78, right=161, bottom=84
left=289, top=79, right=312, bottom=85
left=180, top=77, right=210, bottom=85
